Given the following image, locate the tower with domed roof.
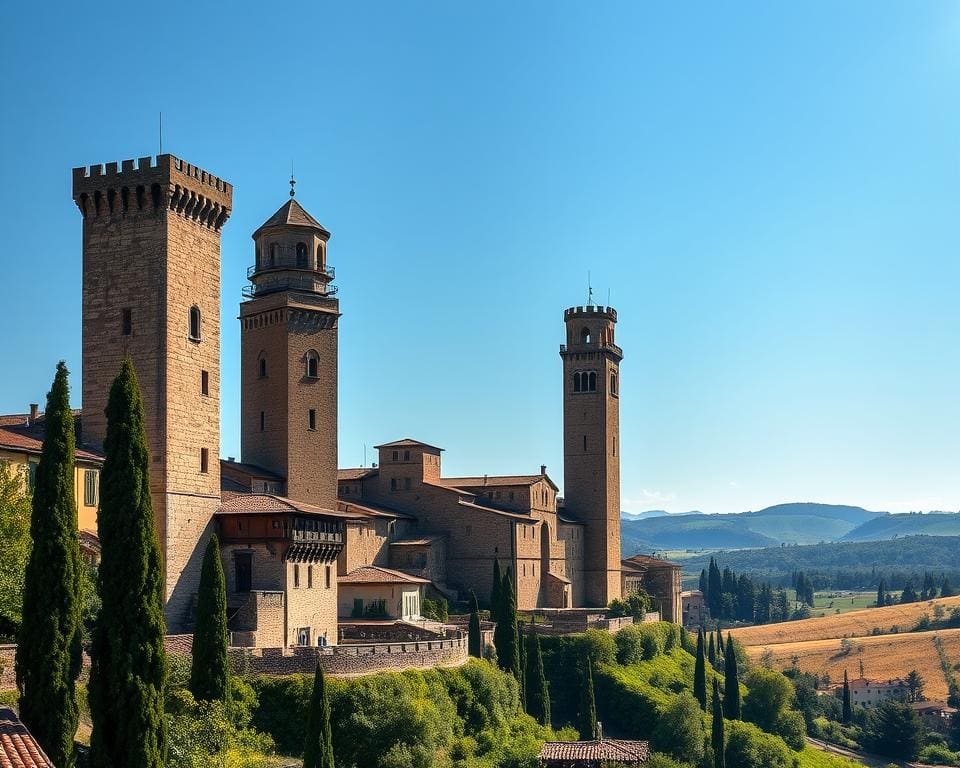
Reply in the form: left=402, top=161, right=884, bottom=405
left=239, top=186, right=340, bottom=508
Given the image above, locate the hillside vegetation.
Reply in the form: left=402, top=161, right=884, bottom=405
left=739, top=628, right=960, bottom=702
left=730, top=595, right=960, bottom=646
left=841, top=512, right=960, bottom=541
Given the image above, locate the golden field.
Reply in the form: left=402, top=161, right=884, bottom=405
left=739, top=627, right=960, bottom=701
left=729, top=594, right=960, bottom=646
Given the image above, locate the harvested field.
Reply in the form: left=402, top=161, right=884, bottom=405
left=740, top=627, right=960, bottom=701
left=730, top=595, right=960, bottom=647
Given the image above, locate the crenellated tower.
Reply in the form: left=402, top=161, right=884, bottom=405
left=239, top=192, right=340, bottom=509
left=73, top=154, right=232, bottom=631
left=560, top=304, right=623, bottom=607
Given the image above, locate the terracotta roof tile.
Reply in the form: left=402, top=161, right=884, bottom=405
left=622, top=554, right=681, bottom=570
left=220, top=459, right=284, bottom=480
left=217, top=494, right=364, bottom=520
left=538, top=739, right=650, bottom=762
left=441, top=475, right=544, bottom=488
left=0, top=708, right=55, bottom=768
left=338, top=565, right=429, bottom=585
left=253, top=199, right=330, bottom=237
left=337, top=467, right=378, bottom=481
left=373, top=438, right=443, bottom=451
left=335, top=500, right=414, bottom=520
left=0, top=418, right=103, bottom=464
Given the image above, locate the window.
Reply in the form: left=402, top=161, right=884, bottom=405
left=308, top=409, right=316, bottom=430
left=390, top=478, right=397, bottom=491
left=306, top=350, right=319, bottom=378
left=404, top=477, right=411, bottom=490
left=317, top=243, right=323, bottom=265
left=581, top=327, right=592, bottom=344
left=235, top=552, right=252, bottom=593
left=296, top=242, right=308, bottom=268
left=588, top=371, right=597, bottom=391
left=325, top=565, right=331, bottom=589
left=269, top=243, right=278, bottom=267
left=121, top=308, right=132, bottom=336
left=307, top=565, right=313, bottom=588
left=201, top=370, right=209, bottom=396
left=83, top=470, right=98, bottom=507
left=258, top=356, right=267, bottom=378
left=392, top=450, right=399, bottom=461
left=189, top=306, right=201, bottom=341
left=200, top=448, right=209, bottom=474
left=260, top=411, right=265, bottom=431
left=583, top=435, right=587, bottom=452
left=293, top=563, right=300, bottom=588
left=610, top=372, right=618, bottom=395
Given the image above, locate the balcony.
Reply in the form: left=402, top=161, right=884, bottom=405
left=243, top=274, right=339, bottom=299
left=247, top=263, right=335, bottom=280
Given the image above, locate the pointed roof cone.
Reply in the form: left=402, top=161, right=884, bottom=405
left=253, top=198, right=330, bottom=238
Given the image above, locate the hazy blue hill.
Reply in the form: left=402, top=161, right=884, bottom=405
left=620, top=514, right=778, bottom=552
left=842, top=511, right=960, bottom=541
left=747, top=503, right=882, bottom=525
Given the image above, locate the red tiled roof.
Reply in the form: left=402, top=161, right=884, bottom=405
left=374, top=438, right=443, bottom=452
left=253, top=198, right=330, bottom=237
left=0, top=708, right=55, bottom=768
left=622, top=554, right=681, bottom=571
left=441, top=473, right=558, bottom=492
left=217, top=494, right=364, bottom=520
left=335, top=500, right=414, bottom=520
left=338, top=467, right=378, bottom=481
left=389, top=535, right=445, bottom=546
left=455, top=498, right=533, bottom=522
left=338, top=565, right=429, bottom=585
left=538, top=739, right=650, bottom=763
left=220, top=459, right=284, bottom=480
left=0, top=413, right=103, bottom=464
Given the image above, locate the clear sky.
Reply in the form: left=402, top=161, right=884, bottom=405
left=1, top=2, right=958, bottom=514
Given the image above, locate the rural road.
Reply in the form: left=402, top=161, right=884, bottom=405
left=805, top=736, right=950, bottom=768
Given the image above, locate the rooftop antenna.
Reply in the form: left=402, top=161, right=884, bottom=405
left=607, top=287, right=611, bottom=307
left=159, top=112, right=163, bottom=155
left=587, top=271, right=594, bottom=306
left=363, top=444, right=367, bottom=468
left=289, top=161, right=296, bottom=198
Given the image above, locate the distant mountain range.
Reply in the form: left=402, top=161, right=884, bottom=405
left=620, top=503, right=960, bottom=554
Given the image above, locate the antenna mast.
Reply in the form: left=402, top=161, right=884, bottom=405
left=159, top=112, right=163, bottom=155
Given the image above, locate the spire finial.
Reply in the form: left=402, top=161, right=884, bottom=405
left=290, top=161, right=296, bottom=198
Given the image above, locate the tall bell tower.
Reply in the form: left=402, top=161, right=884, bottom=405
left=560, top=304, right=623, bottom=607
left=74, top=155, right=232, bottom=631
left=239, top=188, right=340, bottom=509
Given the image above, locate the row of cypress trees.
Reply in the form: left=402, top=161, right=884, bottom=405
left=692, top=626, right=741, bottom=768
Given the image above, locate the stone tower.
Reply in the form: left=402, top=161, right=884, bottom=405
left=73, top=155, right=232, bottom=630
left=240, top=195, right=339, bottom=509
left=560, top=304, right=623, bottom=607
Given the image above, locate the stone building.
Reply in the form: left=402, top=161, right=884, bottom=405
left=73, top=155, right=232, bottom=632
left=621, top=554, right=683, bottom=624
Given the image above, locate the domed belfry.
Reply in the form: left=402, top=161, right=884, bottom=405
left=239, top=192, right=340, bottom=509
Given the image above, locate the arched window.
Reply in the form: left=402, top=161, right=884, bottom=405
left=296, top=242, right=308, bottom=268
left=258, top=353, right=267, bottom=378
left=316, top=243, right=323, bottom=266
left=610, top=372, right=618, bottom=395
left=269, top=243, right=278, bottom=267
left=588, top=371, right=597, bottom=391
left=573, top=371, right=582, bottom=392
left=305, top=350, right=319, bottom=378
left=580, top=327, right=592, bottom=344
left=189, top=306, right=201, bottom=341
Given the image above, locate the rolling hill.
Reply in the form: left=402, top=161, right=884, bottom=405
left=841, top=511, right=960, bottom=541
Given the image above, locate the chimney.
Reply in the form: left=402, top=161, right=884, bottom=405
left=597, top=721, right=603, bottom=741
left=28, top=403, right=39, bottom=424
left=540, top=464, right=546, bottom=476
left=483, top=474, right=488, bottom=485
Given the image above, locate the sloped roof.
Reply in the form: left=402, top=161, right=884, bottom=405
left=0, top=411, right=103, bottom=464
left=622, top=554, right=681, bottom=571
left=441, top=474, right=559, bottom=492
left=253, top=198, right=330, bottom=238
left=374, top=438, right=443, bottom=452
left=538, top=739, right=650, bottom=763
left=389, top=535, right=445, bottom=546
left=221, top=459, right=284, bottom=480
left=0, top=708, right=55, bottom=768
left=217, top=494, right=363, bottom=520
left=336, top=499, right=414, bottom=520
left=338, top=467, right=379, bottom=481
left=338, top=565, right=429, bottom=585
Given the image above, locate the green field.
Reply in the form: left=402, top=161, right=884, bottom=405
left=801, top=590, right=901, bottom=618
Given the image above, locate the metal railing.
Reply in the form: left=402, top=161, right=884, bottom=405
left=247, top=262, right=335, bottom=279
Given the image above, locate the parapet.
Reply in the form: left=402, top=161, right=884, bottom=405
left=564, top=305, right=617, bottom=322
left=72, top=154, right=232, bottom=231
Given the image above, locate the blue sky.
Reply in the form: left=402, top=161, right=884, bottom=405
left=1, top=3, right=958, bottom=513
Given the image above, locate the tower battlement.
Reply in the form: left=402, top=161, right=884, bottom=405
left=72, top=154, right=232, bottom=230
left=564, top=305, right=617, bottom=322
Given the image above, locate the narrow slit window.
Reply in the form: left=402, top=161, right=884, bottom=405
left=200, top=448, right=209, bottom=474
left=189, top=306, right=201, bottom=341
left=122, top=308, right=132, bottom=336
left=308, top=409, right=316, bottom=430
left=201, top=370, right=209, bottom=396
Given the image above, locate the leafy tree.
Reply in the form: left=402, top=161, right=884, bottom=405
left=842, top=670, right=852, bottom=724
left=493, top=570, right=520, bottom=683
left=15, top=362, right=83, bottom=768
left=89, top=358, right=167, bottom=768
left=723, top=634, right=740, bottom=719
left=190, top=533, right=229, bottom=703
left=693, top=628, right=707, bottom=710
left=467, top=591, right=482, bottom=658
left=906, top=670, right=925, bottom=702
left=0, top=461, right=31, bottom=636
left=525, top=630, right=550, bottom=726
left=863, top=700, right=922, bottom=760
left=577, top=658, right=597, bottom=740
left=651, top=692, right=704, bottom=763
left=303, top=661, right=334, bottom=768
left=742, top=668, right=793, bottom=732
left=711, top=679, right=725, bottom=768
left=490, top=558, right=502, bottom=619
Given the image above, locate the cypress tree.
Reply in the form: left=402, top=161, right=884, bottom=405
left=468, top=590, right=482, bottom=658
left=190, top=533, right=229, bottom=702
left=526, top=630, right=551, bottom=726
left=711, top=679, right=725, bottom=768
left=699, top=568, right=708, bottom=594
left=16, top=361, right=83, bottom=768
left=694, top=628, right=707, bottom=710
left=577, top=658, right=597, bottom=740
left=715, top=628, right=724, bottom=661
left=303, top=660, right=335, bottom=768
left=708, top=558, right=723, bottom=618
left=877, top=579, right=887, bottom=607
left=491, top=558, right=503, bottom=620
left=708, top=632, right=716, bottom=666
left=942, top=577, right=955, bottom=598
left=842, top=670, right=852, bottom=724
left=493, top=571, right=520, bottom=682
left=723, top=634, right=740, bottom=719
left=89, top=359, right=167, bottom=768
left=517, top=620, right=527, bottom=709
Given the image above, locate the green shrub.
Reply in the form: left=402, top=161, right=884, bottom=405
left=725, top=719, right=795, bottom=768
left=645, top=753, right=695, bottom=768
left=775, top=709, right=807, bottom=751
left=649, top=692, right=705, bottom=763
